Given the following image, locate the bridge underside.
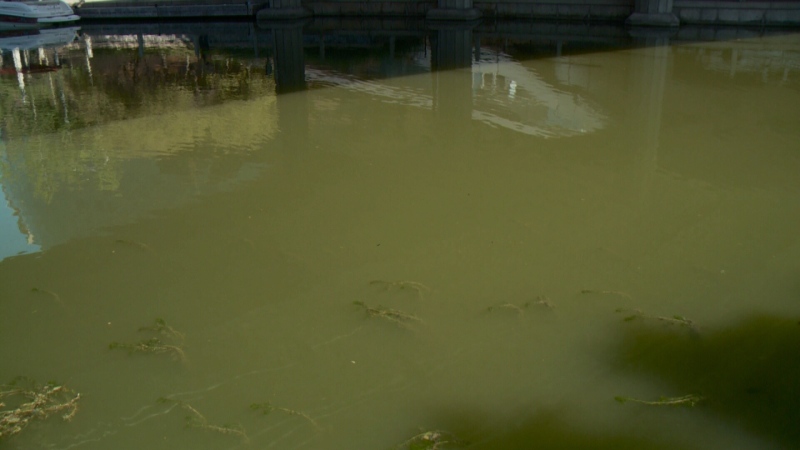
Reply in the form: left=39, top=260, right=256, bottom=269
left=74, top=0, right=800, bottom=27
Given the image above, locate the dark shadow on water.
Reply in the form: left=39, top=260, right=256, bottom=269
left=396, top=313, right=800, bottom=450
left=613, top=314, right=800, bottom=449
left=397, top=408, right=688, bottom=450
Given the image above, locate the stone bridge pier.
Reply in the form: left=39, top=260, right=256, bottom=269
left=627, top=0, right=680, bottom=26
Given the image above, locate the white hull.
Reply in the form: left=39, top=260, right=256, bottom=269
left=0, top=24, right=77, bottom=49
left=0, top=0, right=79, bottom=30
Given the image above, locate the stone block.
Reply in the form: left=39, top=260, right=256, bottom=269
left=677, top=8, right=700, bottom=22
left=361, top=2, right=382, bottom=15
left=533, top=4, right=558, bottom=16
left=557, top=5, right=590, bottom=18
left=495, top=3, right=515, bottom=16
left=714, top=28, right=741, bottom=40
left=699, top=8, right=717, bottom=22
left=383, top=3, right=405, bottom=14
left=698, top=27, right=716, bottom=40
left=718, top=8, right=740, bottom=23
left=361, top=17, right=381, bottom=27
left=766, top=9, right=800, bottom=25
left=314, top=4, right=341, bottom=15
left=338, top=2, right=361, bottom=15
left=592, top=5, right=630, bottom=19
left=256, top=7, right=311, bottom=19
left=626, top=11, right=679, bottom=26
left=738, top=9, right=764, bottom=24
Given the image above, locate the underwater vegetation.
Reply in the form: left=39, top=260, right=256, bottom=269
left=614, top=313, right=800, bottom=448
left=0, top=377, right=80, bottom=441
left=157, top=398, right=248, bottom=443
left=29, top=287, right=63, bottom=305
left=614, top=394, right=704, bottom=407
left=485, top=296, right=553, bottom=315
left=353, top=301, right=424, bottom=328
left=394, top=429, right=465, bottom=449
left=486, top=302, right=530, bottom=315
left=615, top=308, right=697, bottom=330
left=250, top=401, right=319, bottom=429
left=114, top=239, right=157, bottom=254
left=108, top=318, right=187, bottom=362
left=401, top=409, right=680, bottom=450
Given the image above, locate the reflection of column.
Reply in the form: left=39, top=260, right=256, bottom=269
left=12, top=48, right=26, bottom=100
left=270, top=22, right=307, bottom=94
left=430, top=22, right=476, bottom=71
left=256, top=0, right=311, bottom=20
left=429, top=23, right=477, bottom=127
left=426, top=0, right=481, bottom=21
left=626, top=0, right=679, bottom=27
left=627, top=36, right=672, bottom=199
left=84, top=33, right=94, bottom=85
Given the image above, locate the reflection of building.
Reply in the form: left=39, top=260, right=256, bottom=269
left=3, top=20, right=799, bottom=256
left=0, top=32, right=281, bottom=252
left=306, top=46, right=607, bottom=139
left=676, top=40, right=800, bottom=79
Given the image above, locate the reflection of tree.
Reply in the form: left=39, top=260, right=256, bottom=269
left=2, top=133, right=122, bottom=204
left=0, top=43, right=276, bottom=203
left=89, top=48, right=273, bottom=113
left=615, top=314, right=800, bottom=449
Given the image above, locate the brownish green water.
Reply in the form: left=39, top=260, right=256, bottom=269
left=1, top=23, right=799, bottom=450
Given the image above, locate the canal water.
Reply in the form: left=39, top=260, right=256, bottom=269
left=1, top=21, right=799, bottom=450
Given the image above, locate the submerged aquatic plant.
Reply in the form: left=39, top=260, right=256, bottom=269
left=250, top=402, right=319, bottom=429
left=30, top=287, right=63, bottom=305
left=158, top=398, right=248, bottom=443
left=614, top=394, right=704, bottom=407
left=353, top=301, right=423, bottom=328
left=370, top=280, right=430, bottom=300
left=486, top=296, right=553, bottom=315
left=487, top=302, right=529, bottom=315
left=109, top=338, right=187, bottom=362
left=114, top=239, right=157, bottom=254
left=138, top=318, right=186, bottom=342
left=533, top=295, right=554, bottom=308
left=616, top=309, right=697, bottom=330
left=394, top=429, right=465, bottom=450
left=0, top=377, right=80, bottom=440
left=109, top=319, right=187, bottom=362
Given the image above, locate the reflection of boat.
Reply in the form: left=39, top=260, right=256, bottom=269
left=0, top=24, right=78, bottom=50
left=0, top=0, right=79, bottom=30
left=0, top=25, right=78, bottom=100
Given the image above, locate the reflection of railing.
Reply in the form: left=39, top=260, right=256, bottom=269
left=306, top=46, right=607, bottom=138
left=675, top=39, right=800, bottom=81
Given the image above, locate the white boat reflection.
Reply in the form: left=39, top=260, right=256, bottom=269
left=0, top=25, right=77, bottom=102
left=0, top=24, right=78, bottom=49
left=0, top=0, right=79, bottom=30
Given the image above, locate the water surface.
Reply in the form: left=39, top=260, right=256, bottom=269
left=1, top=22, right=799, bottom=450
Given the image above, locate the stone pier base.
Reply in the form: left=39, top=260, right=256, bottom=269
left=626, top=11, right=679, bottom=26
left=426, top=0, right=482, bottom=20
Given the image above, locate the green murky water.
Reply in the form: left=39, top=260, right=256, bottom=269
left=1, top=22, right=799, bottom=450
